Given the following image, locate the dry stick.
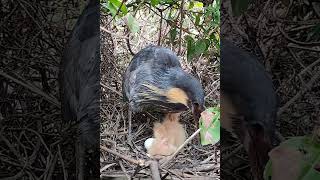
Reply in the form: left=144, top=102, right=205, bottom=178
left=0, top=71, right=60, bottom=107
left=128, top=109, right=133, bottom=147
left=100, top=163, right=117, bottom=173
left=57, top=145, right=67, bottom=180
left=177, top=0, right=185, bottom=55
left=119, top=160, right=131, bottom=180
left=100, top=82, right=123, bottom=97
left=157, top=10, right=163, bottom=46
left=100, top=26, right=129, bottom=39
left=126, top=29, right=135, bottom=56
left=287, top=44, right=320, bottom=53
left=200, top=154, right=216, bottom=164
left=149, top=161, right=161, bottom=180
left=299, top=58, right=320, bottom=77
left=100, top=146, right=147, bottom=166
left=0, top=170, right=25, bottom=180
left=279, top=26, right=320, bottom=46
left=278, top=70, right=320, bottom=116
left=160, top=129, right=201, bottom=168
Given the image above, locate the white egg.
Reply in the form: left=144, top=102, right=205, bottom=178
left=144, top=138, right=155, bottom=150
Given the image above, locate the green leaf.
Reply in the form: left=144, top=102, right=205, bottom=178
left=264, top=136, right=320, bottom=180
left=151, top=0, right=160, bottom=7
left=194, top=1, right=203, bottom=8
left=194, top=39, right=208, bottom=56
left=169, top=28, right=177, bottom=44
left=231, top=0, right=250, bottom=16
left=199, top=107, right=220, bottom=145
left=195, top=14, right=201, bottom=26
left=185, top=35, right=195, bottom=61
left=102, top=2, right=117, bottom=16
left=109, top=0, right=128, bottom=16
left=189, top=1, right=194, bottom=9
left=127, top=13, right=140, bottom=33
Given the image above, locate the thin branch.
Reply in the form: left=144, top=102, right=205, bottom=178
left=0, top=70, right=60, bottom=108
left=278, top=70, right=320, bottom=116
left=178, top=0, right=185, bottom=55
left=157, top=10, right=163, bottom=46
left=100, top=146, right=147, bottom=166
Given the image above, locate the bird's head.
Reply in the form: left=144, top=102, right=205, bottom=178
left=171, top=72, right=205, bottom=122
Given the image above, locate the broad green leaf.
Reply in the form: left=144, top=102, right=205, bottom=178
left=109, top=0, right=128, bottom=16
left=151, top=0, right=160, bottom=7
left=231, top=0, right=250, bottom=16
left=185, top=35, right=195, bottom=61
left=194, top=39, right=208, bottom=56
left=264, top=136, right=320, bottom=180
left=102, top=2, right=117, bottom=16
left=169, top=28, right=177, bottom=44
left=199, top=107, right=220, bottom=145
left=126, top=13, right=140, bottom=33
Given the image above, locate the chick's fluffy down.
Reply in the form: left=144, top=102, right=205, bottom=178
left=147, top=113, right=186, bottom=156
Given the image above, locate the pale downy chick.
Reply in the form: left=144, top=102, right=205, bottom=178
left=146, top=113, right=186, bottom=156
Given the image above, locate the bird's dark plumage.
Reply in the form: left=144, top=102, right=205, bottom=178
left=123, top=45, right=205, bottom=120
left=60, top=0, right=99, bottom=149
left=59, top=0, right=100, bottom=179
left=221, top=39, right=278, bottom=180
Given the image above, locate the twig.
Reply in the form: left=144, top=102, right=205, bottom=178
left=100, top=146, right=147, bottom=166
left=0, top=70, right=60, bottom=107
left=119, top=160, right=131, bottom=180
left=157, top=10, right=163, bottom=46
left=57, top=145, right=67, bottom=180
left=160, top=129, right=200, bottom=167
left=100, top=82, right=123, bottom=97
left=100, top=163, right=117, bottom=173
left=287, top=44, right=320, bottom=52
left=100, top=26, right=129, bottom=39
left=200, top=154, right=216, bottom=164
left=278, top=70, right=320, bottom=116
left=149, top=161, right=161, bottom=180
left=279, top=26, right=320, bottom=46
left=126, top=29, right=135, bottom=56
left=177, top=0, right=185, bottom=55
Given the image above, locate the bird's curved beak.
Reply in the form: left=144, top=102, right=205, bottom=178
left=192, top=103, right=205, bottom=124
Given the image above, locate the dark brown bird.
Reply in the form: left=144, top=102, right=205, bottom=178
left=59, top=0, right=100, bottom=179
left=122, top=46, right=205, bottom=141
left=221, top=39, right=279, bottom=180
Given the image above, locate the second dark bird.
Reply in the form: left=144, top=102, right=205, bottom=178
left=221, top=39, right=279, bottom=180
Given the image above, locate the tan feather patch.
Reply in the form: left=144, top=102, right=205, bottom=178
left=166, top=88, right=188, bottom=106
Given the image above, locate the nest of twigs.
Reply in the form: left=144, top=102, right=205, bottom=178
left=0, top=0, right=87, bottom=179
left=99, top=10, right=220, bottom=180
left=221, top=0, right=320, bottom=179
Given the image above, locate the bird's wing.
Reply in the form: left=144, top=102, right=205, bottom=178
left=60, top=2, right=100, bottom=146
